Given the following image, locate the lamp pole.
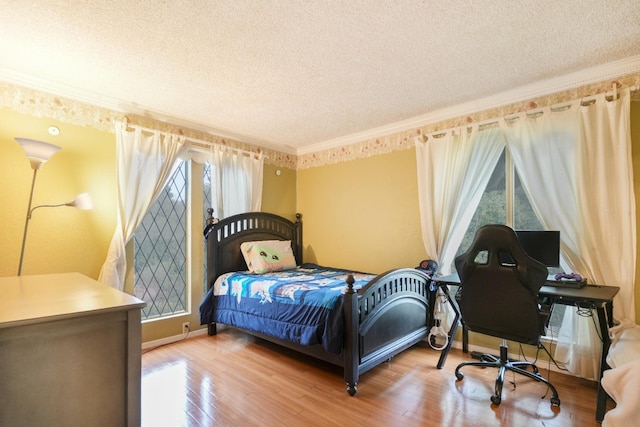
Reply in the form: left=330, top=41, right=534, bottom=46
left=18, top=168, right=39, bottom=275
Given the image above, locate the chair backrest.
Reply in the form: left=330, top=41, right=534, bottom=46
left=455, top=224, right=548, bottom=345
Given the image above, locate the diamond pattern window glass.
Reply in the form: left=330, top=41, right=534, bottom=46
left=203, top=162, right=212, bottom=292
left=134, top=161, right=188, bottom=320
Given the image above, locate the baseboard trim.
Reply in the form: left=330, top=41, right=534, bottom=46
left=142, top=327, right=208, bottom=350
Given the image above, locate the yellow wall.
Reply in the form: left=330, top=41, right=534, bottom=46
left=295, top=101, right=640, bottom=357
left=299, top=102, right=640, bottom=323
left=0, top=108, right=116, bottom=278
left=2, top=100, right=638, bottom=345
left=297, top=148, right=426, bottom=273
left=0, top=107, right=297, bottom=343
left=262, top=164, right=297, bottom=221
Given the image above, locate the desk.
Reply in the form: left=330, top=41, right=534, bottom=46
left=433, top=273, right=619, bottom=422
left=0, top=273, right=146, bottom=427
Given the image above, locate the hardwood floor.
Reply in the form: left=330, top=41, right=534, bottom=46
left=141, top=329, right=612, bottom=426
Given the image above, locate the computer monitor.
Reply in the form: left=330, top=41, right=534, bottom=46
left=515, top=230, right=561, bottom=268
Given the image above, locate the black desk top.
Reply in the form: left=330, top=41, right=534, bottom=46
left=434, top=273, right=620, bottom=303
left=539, top=283, right=619, bottom=303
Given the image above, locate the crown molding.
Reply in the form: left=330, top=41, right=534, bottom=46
left=0, top=66, right=296, bottom=155
left=297, top=55, right=640, bottom=155
left=0, top=66, right=126, bottom=111
left=1, top=55, right=639, bottom=160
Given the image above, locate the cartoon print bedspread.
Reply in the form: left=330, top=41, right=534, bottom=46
left=199, top=264, right=375, bottom=354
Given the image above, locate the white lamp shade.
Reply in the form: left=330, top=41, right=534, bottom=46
left=15, top=138, right=62, bottom=170
left=69, top=192, right=93, bottom=210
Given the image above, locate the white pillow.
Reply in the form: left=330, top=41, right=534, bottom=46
left=240, top=240, right=297, bottom=274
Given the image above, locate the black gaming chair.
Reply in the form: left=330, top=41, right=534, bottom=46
left=454, top=224, right=560, bottom=407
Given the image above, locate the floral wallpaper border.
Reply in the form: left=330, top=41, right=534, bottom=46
left=1, top=72, right=638, bottom=171
left=298, top=72, right=640, bottom=169
left=0, top=82, right=298, bottom=170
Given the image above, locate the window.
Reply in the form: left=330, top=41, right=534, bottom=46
left=458, top=149, right=543, bottom=255
left=203, top=162, right=212, bottom=292
left=134, top=161, right=188, bottom=320
left=131, top=151, right=257, bottom=322
left=457, top=149, right=564, bottom=339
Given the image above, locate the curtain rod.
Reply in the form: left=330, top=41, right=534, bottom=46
left=122, top=121, right=263, bottom=159
left=428, top=84, right=639, bottom=137
left=183, top=137, right=264, bottom=159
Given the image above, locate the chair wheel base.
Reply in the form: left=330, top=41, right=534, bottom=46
left=454, top=345, right=561, bottom=408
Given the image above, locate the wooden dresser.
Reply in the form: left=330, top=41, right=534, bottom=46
left=0, top=273, right=146, bottom=427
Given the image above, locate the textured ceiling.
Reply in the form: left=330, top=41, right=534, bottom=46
left=1, top=1, right=639, bottom=153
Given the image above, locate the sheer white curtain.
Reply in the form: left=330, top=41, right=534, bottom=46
left=99, top=123, right=186, bottom=290
left=415, top=126, right=505, bottom=275
left=577, top=88, right=635, bottom=322
left=208, top=146, right=263, bottom=218
left=502, top=88, right=635, bottom=379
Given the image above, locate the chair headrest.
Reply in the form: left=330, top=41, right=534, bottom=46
left=455, top=224, right=547, bottom=290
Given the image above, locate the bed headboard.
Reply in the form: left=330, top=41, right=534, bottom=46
left=204, top=209, right=303, bottom=290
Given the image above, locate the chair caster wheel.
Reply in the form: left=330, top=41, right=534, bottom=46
left=490, top=395, right=501, bottom=405
left=455, top=371, right=464, bottom=381
left=346, top=383, right=357, bottom=396
left=551, top=397, right=561, bottom=407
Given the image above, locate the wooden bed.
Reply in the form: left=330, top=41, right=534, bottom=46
left=201, top=210, right=434, bottom=395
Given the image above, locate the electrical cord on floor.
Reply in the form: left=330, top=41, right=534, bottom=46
left=517, top=336, right=567, bottom=372
left=515, top=305, right=572, bottom=400
left=513, top=341, right=557, bottom=400
left=508, top=301, right=600, bottom=401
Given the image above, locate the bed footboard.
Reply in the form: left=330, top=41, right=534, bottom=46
left=343, top=268, right=432, bottom=395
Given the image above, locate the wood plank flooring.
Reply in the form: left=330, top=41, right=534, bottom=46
left=141, top=328, right=613, bottom=426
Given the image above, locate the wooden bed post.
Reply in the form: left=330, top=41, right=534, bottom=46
left=294, top=213, right=303, bottom=265
left=205, top=208, right=219, bottom=336
left=207, top=323, right=217, bottom=335
left=343, top=274, right=359, bottom=396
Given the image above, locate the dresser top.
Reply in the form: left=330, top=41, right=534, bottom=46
left=0, top=272, right=146, bottom=328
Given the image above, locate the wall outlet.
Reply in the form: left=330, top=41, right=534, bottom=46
left=182, top=322, right=190, bottom=334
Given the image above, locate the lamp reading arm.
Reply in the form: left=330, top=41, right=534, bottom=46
left=27, top=193, right=93, bottom=218
left=18, top=192, right=93, bottom=275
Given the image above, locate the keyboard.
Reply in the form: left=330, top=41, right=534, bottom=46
left=545, top=274, right=587, bottom=289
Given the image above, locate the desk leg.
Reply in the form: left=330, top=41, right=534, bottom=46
left=436, top=284, right=461, bottom=369
left=437, top=312, right=459, bottom=369
left=605, top=300, right=614, bottom=328
left=595, top=304, right=612, bottom=423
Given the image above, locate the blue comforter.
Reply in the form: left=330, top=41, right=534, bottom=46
left=199, top=264, right=375, bottom=354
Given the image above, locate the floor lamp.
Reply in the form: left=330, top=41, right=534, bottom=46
left=16, top=138, right=93, bottom=276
